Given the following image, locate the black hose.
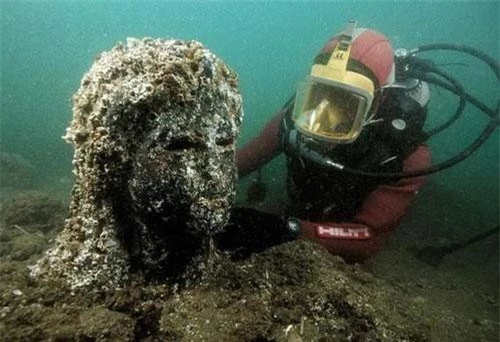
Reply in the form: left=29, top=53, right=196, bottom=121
left=410, top=61, right=467, bottom=137
left=411, top=43, right=499, bottom=119
left=281, top=94, right=296, bottom=111
left=412, top=43, right=499, bottom=79
left=337, top=115, right=498, bottom=179
left=424, top=76, right=497, bottom=118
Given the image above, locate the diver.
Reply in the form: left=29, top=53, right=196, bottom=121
left=228, top=21, right=499, bottom=262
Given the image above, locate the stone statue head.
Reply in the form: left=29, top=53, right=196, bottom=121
left=33, top=38, right=242, bottom=288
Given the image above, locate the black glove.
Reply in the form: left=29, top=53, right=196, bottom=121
left=214, top=207, right=300, bottom=260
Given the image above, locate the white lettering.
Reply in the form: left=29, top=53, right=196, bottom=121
left=316, top=225, right=371, bottom=239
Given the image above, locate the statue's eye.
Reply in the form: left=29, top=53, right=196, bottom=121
left=165, top=137, right=206, bottom=151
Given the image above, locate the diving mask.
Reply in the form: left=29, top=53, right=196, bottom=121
left=293, top=21, right=375, bottom=143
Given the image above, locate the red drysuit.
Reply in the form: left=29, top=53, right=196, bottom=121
left=237, top=109, right=430, bottom=261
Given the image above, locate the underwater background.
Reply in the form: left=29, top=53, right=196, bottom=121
left=1, top=1, right=498, bottom=247
left=1, top=2, right=499, bottom=340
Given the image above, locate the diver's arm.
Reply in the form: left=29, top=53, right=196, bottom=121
left=297, top=145, right=431, bottom=262
left=236, top=109, right=285, bottom=177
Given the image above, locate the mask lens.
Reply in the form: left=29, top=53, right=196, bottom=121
left=293, top=78, right=367, bottom=142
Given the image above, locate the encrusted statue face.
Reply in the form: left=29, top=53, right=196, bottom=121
left=32, top=38, right=243, bottom=288
left=129, top=101, right=239, bottom=238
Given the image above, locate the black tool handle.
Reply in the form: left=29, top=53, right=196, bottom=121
left=446, top=225, right=499, bottom=253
